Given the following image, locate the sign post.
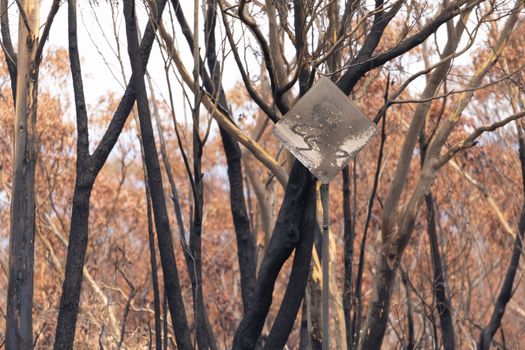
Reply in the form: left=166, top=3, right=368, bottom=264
left=273, top=76, right=376, bottom=349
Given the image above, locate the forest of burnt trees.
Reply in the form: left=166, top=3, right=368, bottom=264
left=0, top=0, right=525, bottom=349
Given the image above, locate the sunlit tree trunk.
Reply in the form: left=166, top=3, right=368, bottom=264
left=6, top=1, right=40, bottom=348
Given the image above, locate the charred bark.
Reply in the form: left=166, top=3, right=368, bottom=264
left=146, top=192, right=162, bottom=350
left=356, top=252, right=396, bottom=350
left=172, top=0, right=257, bottom=313
left=229, top=0, right=477, bottom=347
left=425, top=193, right=455, bottom=350
left=232, top=162, right=315, bottom=349
left=263, top=183, right=317, bottom=349
left=0, top=0, right=17, bottom=101
left=342, top=166, right=354, bottom=350
left=476, top=122, right=525, bottom=349
left=123, top=1, right=192, bottom=348
left=420, top=97, right=455, bottom=350
left=54, top=1, right=169, bottom=348
left=357, top=7, right=475, bottom=347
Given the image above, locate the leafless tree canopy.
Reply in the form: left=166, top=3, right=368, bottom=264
left=0, top=0, right=524, bottom=349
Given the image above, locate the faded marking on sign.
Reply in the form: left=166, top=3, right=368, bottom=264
left=273, top=77, right=376, bottom=183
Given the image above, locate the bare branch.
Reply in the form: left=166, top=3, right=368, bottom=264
left=437, top=110, right=525, bottom=168
left=34, top=0, right=61, bottom=67
left=157, top=23, right=289, bottom=186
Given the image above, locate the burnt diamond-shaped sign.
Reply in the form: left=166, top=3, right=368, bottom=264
left=273, top=77, right=376, bottom=183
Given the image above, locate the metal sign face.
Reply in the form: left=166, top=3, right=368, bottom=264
left=273, top=77, right=376, bottom=183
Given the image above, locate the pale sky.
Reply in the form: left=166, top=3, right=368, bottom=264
left=6, top=1, right=484, bottom=120
left=39, top=0, right=218, bottom=107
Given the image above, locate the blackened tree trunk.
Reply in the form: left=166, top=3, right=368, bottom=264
left=172, top=0, right=257, bottom=312
left=420, top=118, right=455, bottom=350
left=0, top=0, right=17, bottom=101
left=146, top=191, right=163, bottom=350
left=476, top=121, right=525, bottom=350
left=356, top=253, right=397, bottom=350
left=123, top=1, right=192, bottom=348
left=425, top=193, right=455, bottom=350
left=232, top=162, right=315, bottom=349
left=342, top=166, right=354, bottom=350
left=54, top=1, right=169, bottom=348
left=230, top=0, right=476, bottom=347
left=53, top=174, right=93, bottom=349
left=358, top=7, right=476, bottom=348
left=219, top=126, right=257, bottom=310
left=263, top=183, right=317, bottom=349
